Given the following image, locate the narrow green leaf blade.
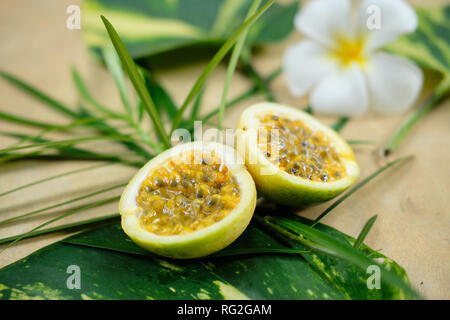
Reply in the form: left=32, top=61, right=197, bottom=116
left=241, top=59, right=276, bottom=102
left=0, top=217, right=411, bottom=300
left=332, top=117, right=349, bottom=132
left=0, top=135, right=137, bottom=155
left=0, top=196, right=119, bottom=252
left=102, top=46, right=132, bottom=115
left=71, top=67, right=120, bottom=118
left=0, top=214, right=120, bottom=245
left=0, top=132, right=115, bottom=163
left=0, top=152, right=143, bottom=167
left=200, top=66, right=281, bottom=126
left=354, top=215, right=378, bottom=249
left=190, top=87, right=205, bottom=120
left=101, top=15, right=171, bottom=149
left=0, top=163, right=112, bottom=198
left=384, top=4, right=450, bottom=154
left=261, top=215, right=418, bottom=299
left=218, top=0, right=262, bottom=131
left=383, top=90, right=448, bottom=155
left=0, top=110, right=60, bottom=129
left=0, top=70, right=78, bottom=118
left=171, top=0, right=275, bottom=131
left=0, top=183, right=125, bottom=226
left=311, top=156, right=413, bottom=226
left=141, top=69, right=178, bottom=120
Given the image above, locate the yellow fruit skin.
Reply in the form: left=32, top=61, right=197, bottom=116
left=241, top=151, right=351, bottom=207
left=236, top=102, right=359, bottom=207
left=121, top=190, right=255, bottom=259
left=119, top=142, right=257, bottom=259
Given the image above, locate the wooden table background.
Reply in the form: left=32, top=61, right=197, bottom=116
left=0, top=0, right=448, bottom=299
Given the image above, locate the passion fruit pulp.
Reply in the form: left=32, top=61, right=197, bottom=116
left=119, top=141, right=257, bottom=259
left=237, top=102, right=359, bottom=207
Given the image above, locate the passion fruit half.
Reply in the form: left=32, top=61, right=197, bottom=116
left=119, top=141, right=257, bottom=259
left=237, top=102, right=359, bottom=207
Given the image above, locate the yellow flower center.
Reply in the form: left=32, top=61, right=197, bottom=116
left=332, top=37, right=367, bottom=67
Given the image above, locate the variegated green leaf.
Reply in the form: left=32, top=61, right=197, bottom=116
left=0, top=216, right=411, bottom=300
left=387, top=4, right=450, bottom=93
left=383, top=5, right=450, bottom=154
left=82, top=0, right=298, bottom=59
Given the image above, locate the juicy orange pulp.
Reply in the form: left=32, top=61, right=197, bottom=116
left=257, top=113, right=347, bottom=182
left=136, top=151, right=241, bottom=236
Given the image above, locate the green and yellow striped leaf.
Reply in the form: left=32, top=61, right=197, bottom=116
left=82, top=0, right=298, bottom=59
left=383, top=5, right=450, bottom=154
left=387, top=4, right=450, bottom=93
left=0, top=215, right=411, bottom=300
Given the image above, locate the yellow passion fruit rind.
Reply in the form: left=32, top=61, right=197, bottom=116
left=119, top=141, right=257, bottom=259
left=237, top=102, right=359, bottom=207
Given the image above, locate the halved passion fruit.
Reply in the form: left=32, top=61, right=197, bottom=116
left=119, top=141, right=257, bottom=259
left=237, top=102, right=359, bottom=207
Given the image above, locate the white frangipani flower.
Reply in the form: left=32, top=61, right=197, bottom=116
left=283, top=0, right=423, bottom=116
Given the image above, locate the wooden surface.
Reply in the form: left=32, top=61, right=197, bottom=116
left=0, top=0, right=449, bottom=299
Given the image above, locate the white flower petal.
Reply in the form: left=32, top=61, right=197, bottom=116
left=310, top=64, right=369, bottom=116
left=356, top=0, right=418, bottom=52
left=282, top=40, right=338, bottom=97
left=365, top=52, right=423, bottom=115
left=295, top=0, right=353, bottom=48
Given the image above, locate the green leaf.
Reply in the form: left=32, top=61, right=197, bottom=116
left=64, top=222, right=310, bottom=258
left=171, top=0, right=276, bottom=131
left=258, top=215, right=418, bottom=299
left=2, top=116, right=109, bottom=151
left=0, top=183, right=125, bottom=226
left=347, top=140, right=375, bottom=145
left=0, top=134, right=138, bottom=155
left=141, top=69, right=178, bottom=120
left=0, top=214, right=120, bottom=245
left=71, top=67, right=122, bottom=118
left=0, top=195, right=119, bottom=254
left=217, top=0, right=262, bottom=131
left=82, top=0, right=297, bottom=59
left=332, top=117, right=349, bottom=133
left=0, top=70, right=78, bottom=118
left=80, top=113, right=154, bottom=159
left=0, top=132, right=116, bottom=163
left=0, top=69, right=153, bottom=159
left=241, top=59, right=276, bottom=102
left=0, top=163, right=113, bottom=198
left=354, top=215, right=378, bottom=249
left=387, top=5, right=450, bottom=92
left=101, top=15, right=171, bottom=149
left=190, top=87, right=205, bottom=120
left=0, top=152, right=143, bottom=167
left=304, top=106, right=312, bottom=114
left=200, top=66, right=281, bottom=125
left=384, top=4, right=450, bottom=155
left=0, top=216, right=411, bottom=300
left=102, top=46, right=132, bottom=115
left=311, top=156, right=413, bottom=226
left=383, top=89, right=448, bottom=155
left=0, top=111, right=60, bottom=129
